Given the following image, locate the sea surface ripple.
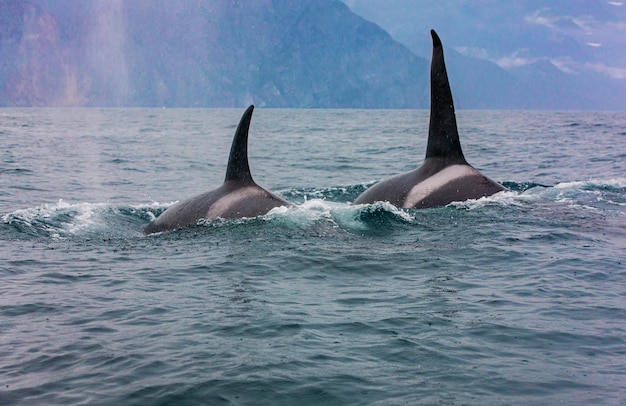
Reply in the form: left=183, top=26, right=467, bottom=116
left=1, top=109, right=625, bottom=405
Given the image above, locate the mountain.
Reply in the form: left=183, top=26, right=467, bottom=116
left=343, top=0, right=626, bottom=110
left=2, top=0, right=624, bottom=109
left=0, top=0, right=428, bottom=108
left=443, top=50, right=524, bottom=110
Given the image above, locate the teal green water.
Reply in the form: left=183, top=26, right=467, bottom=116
left=1, top=109, right=625, bottom=405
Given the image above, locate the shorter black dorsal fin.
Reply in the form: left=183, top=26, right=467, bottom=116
left=224, top=105, right=255, bottom=184
left=426, top=30, right=466, bottom=163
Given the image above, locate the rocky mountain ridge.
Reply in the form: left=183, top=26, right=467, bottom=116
left=1, top=0, right=623, bottom=109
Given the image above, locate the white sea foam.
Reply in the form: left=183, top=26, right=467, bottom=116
left=265, top=199, right=345, bottom=226
left=264, top=198, right=413, bottom=232
left=3, top=200, right=175, bottom=238
left=554, top=178, right=626, bottom=189
left=450, top=190, right=535, bottom=210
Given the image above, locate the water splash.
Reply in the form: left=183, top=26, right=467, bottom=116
left=87, top=0, right=130, bottom=106
left=2, top=200, right=160, bottom=239
left=4, top=178, right=624, bottom=239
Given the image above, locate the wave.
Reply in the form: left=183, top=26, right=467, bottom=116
left=1, top=198, right=413, bottom=240
left=549, top=178, right=626, bottom=210
left=2, top=178, right=624, bottom=239
left=449, top=190, right=537, bottom=210
left=268, top=199, right=414, bottom=234
left=553, top=178, right=626, bottom=191
left=1, top=200, right=161, bottom=239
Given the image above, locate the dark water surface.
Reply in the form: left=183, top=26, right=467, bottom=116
left=1, top=109, right=625, bottom=405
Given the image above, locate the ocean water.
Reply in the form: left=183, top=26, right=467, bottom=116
left=1, top=108, right=625, bottom=405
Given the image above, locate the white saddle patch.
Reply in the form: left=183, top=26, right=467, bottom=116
left=404, top=165, right=477, bottom=208
left=206, top=187, right=266, bottom=218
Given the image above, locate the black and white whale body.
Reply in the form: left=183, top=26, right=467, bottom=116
left=144, top=105, right=290, bottom=234
left=354, top=30, right=506, bottom=208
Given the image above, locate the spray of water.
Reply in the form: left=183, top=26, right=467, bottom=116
left=87, top=0, right=130, bottom=106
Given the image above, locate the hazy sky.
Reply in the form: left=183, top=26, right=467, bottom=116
left=343, top=0, right=626, bottom=79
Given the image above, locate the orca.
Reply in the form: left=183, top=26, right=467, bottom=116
left=353, top=30, right=506, bottom=209
left=144, top=105, right=290, bottom=234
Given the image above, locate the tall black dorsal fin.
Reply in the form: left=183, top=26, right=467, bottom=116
left=426, top=30, right=466, bottom=162
left=224, top=105, right=255, bottom=184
